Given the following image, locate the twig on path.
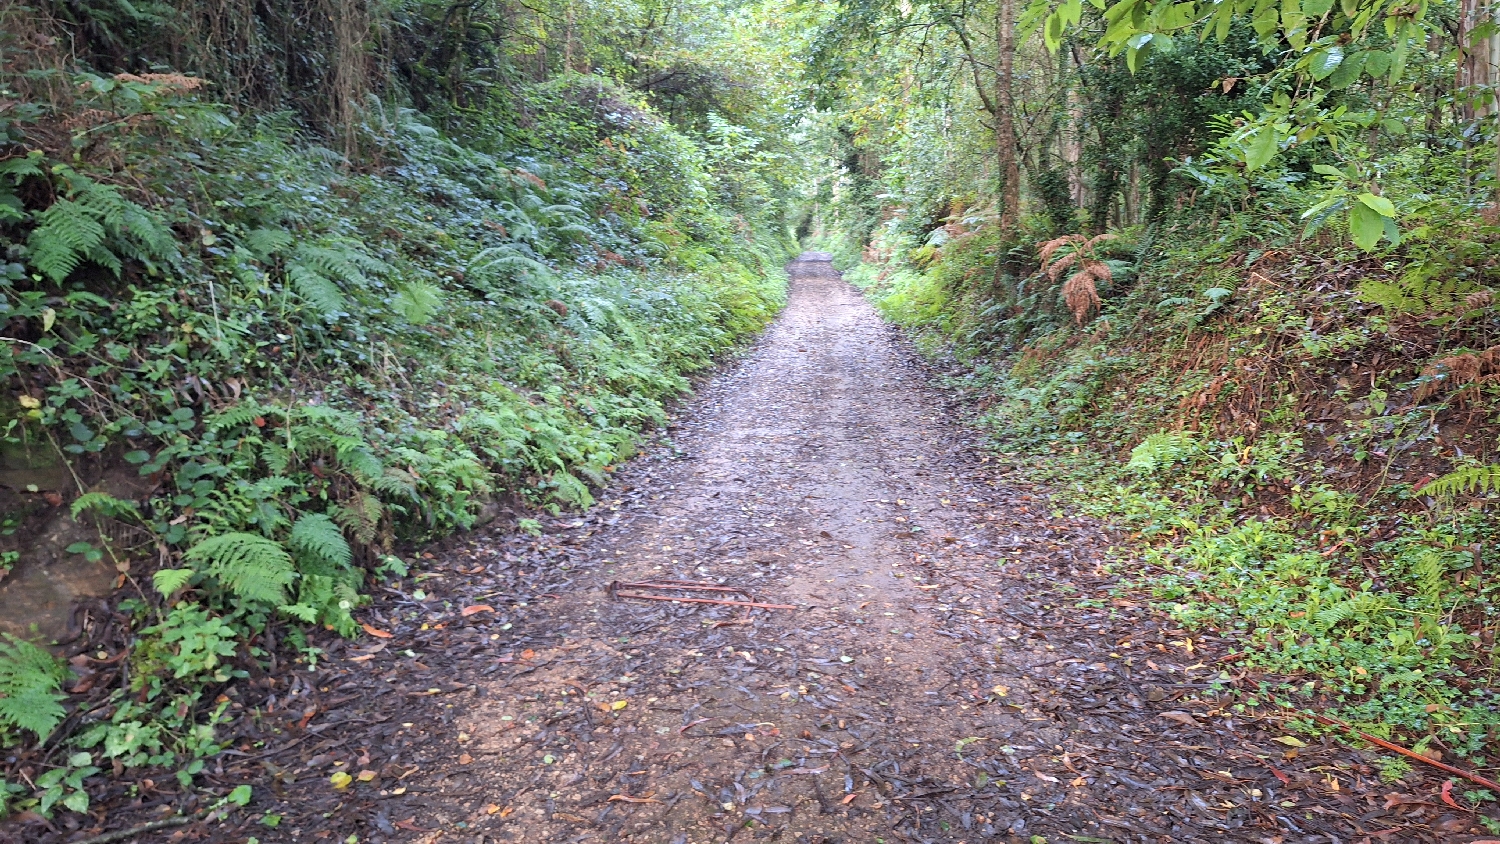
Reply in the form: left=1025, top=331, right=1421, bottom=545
left=611, top=592, right=796, bottom=610
left=1310, top=712, right=1500, bottom=792
left=67, top=815, right=195, bottom=844
left=607, top=580, right=794, bottom=609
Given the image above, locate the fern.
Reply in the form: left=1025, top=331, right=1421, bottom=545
left=1412, top=551, right=1448, bottom=609
left=286, top=263, right=350, bottom=319
left=1127, top=431, right=1200, bottom=475
left=70, top=491, right=140, bottom=521
left=28, top=198, right=107, bottom=282
left=243, top=227, right=294, bottom=262
left=1421, top=465, right=1500, bottom=498
left=0, top=635, right=69, bottom=740
left=331, top=491, right=383, bottom=544
left=152, top=568, right=195, bottom=598
left=394, top=280, right=443, bottom=324
left=288, top=513, right=353, bottom=574
left=183, top=533, right=296, bottom=607
left=25, top=169, right=178, bottom=282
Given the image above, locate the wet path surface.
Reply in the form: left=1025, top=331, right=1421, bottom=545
left=109, top=253, right=1462, bottom=844
left=367, top=254, right=1385, bottom=844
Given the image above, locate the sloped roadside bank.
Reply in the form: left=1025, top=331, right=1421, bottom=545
left=38, top=252, right=1491, bottom=843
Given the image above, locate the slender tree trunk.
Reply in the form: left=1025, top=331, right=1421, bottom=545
left=996, top=0, right=1020, bottom=231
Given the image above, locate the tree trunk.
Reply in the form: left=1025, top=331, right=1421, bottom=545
left=996, top=0, right=1020, bottom=232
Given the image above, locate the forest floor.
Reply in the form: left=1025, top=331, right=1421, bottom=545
left=34, top=254, right=1488, bottom=844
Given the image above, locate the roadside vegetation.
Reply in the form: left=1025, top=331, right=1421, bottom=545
left=810, top=0, right=1500, bottom=813
left=0, top=0, right=802, bottom=821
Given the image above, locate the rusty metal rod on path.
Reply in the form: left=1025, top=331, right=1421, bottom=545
left=612, top=592, right=796, bottom=610
left=1310, top=712, right=1500, bottom=793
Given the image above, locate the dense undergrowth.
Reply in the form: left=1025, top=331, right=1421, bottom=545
left=0, top=1, right=800, bottom=820
left=835, top=211, right=1500, bottom=794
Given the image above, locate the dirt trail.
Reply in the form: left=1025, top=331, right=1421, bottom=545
left=371, top=254, right=1378, bottom=844
left=104, top=254, right=1455, bottom=844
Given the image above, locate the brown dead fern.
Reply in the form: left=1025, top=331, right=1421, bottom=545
left=1415, top=345, right=1500, bottom=403
left=1038, top=233, right=1118, bottom=323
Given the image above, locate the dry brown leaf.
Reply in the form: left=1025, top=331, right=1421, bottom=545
left=460, top=604, right=495, bottom=616
left=608, top=794, right=664, bottom=804
left=360, top=623, right=393, bottom=639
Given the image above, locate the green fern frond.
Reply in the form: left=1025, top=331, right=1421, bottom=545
left=208, top=402, right=268, bottom=432
left=330, top=492, right=382, bottom=545
left=1422, top=465, right=1500, bottom=498
left=292, top=405, right=362, bottom=437
left=1413, top=551, right=1448, bottom=608
left=334, top=443, right=385, bottom=483
left=152, top=568, right=195, bottom=597
left=393, top=281, right=442, bottom=324
left=28, top=198, right=107, bottom=282
left=70, top=491, right=140, bottom=521
left=0, top=635, right=69, bottom=739
left=183, top=532, right=296, bottom=607
left=243, top=227, right=294, bottom=262
left=287, top=263, right=349, bottom=319
left=288, top=513, right=353, bottom=574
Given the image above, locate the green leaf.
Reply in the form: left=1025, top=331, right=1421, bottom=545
left=1303, top=0, right=1333, bottom=14
left=1311, top=164, right=1345, bottom=178
left=1363, top=50, right=1391, bottom=77
left=1357, top=193, right=1396, bottom=218
left=1244, top=125, right=1280, bottom=171
left=1309, top=46, right=1344, bottom=80
left=228, top=784, right=253, bottom=806
left=1349, top=202, right=1384, bottom=250
left=1328, top=50, right=1367, bottom=88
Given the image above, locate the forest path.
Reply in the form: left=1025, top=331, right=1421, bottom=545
left=219, top=255, right=1392, bottom=844
left=379, top=254, right=1351, bottom=844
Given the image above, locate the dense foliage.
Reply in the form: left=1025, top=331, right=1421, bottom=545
left=0, top=0, right=803, bottom=819
left=809, top=0, right=1500, bottom=807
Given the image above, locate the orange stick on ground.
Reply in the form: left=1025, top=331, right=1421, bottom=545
left=1311, top=713, right=1500, bottom=793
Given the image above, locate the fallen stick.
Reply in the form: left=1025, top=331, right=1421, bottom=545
left=612, top=592, right=795, bottom=610
left=1310, top=713, right=1500, bottom=792
left=611, top=580, right=750, bottom=595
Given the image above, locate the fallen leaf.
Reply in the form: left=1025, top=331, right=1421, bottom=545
left=1159, top=711, right=1200, bottom=728
left=330, top=771, right=353, bottom=790
left=361, top=623, right=393, bottom=639
left=461, top=605, right=495, bottom=616
left=608, top=794, right=663, bottom=804
left=393, top=817, right=427, bottom=832
left=459, top=753, right=473, bottom=765
left=521, top=648, right=536, bottom=660
left=1271, top=736, right=1307, bottom=748
left=1439, top=779, right=1461, bottom=810
left=840, top=793, right=858, bottom=804
left=611, top=700, right=628, bottom=711
left=484, top=804, right=501, bottom=815
left=356, top=770, right=377, bottom=782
